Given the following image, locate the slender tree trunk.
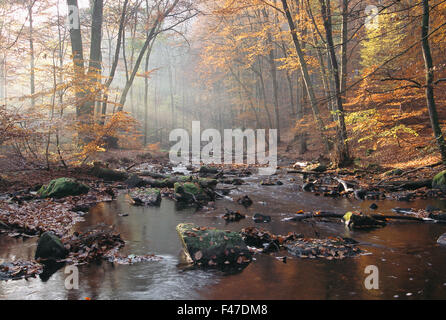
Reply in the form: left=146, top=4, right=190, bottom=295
left=28, top=1, right=35, bottom=108
left=280, top=0, right=329, bottom=150
left=421, top=0, right=446, bottom=163
left=319, top=0, right=350, bottom=166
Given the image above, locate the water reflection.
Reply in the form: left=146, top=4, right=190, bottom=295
left=1, top=176, right=446, bottom=299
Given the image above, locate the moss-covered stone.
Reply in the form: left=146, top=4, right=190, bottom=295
left=35, top=232, right=68, bottom=261
left=174, top=182, right=212, bottom=204
left=38, top=178, right=89, bottom=199
left=176, top=223, right=252, bottom=269
left=433, top=170, right=446, bottom=190
left=129, top=188, right=161, bottom=206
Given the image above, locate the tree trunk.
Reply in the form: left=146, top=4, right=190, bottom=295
left=319, top=0, right=350, bottom=166
left=280, top=0, right=330, bottom=150
left=421, top=0, right=446, bottom=163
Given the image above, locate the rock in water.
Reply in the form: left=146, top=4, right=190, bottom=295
left=35, top=232, right=68, bottom=261
left=38, top=178, right=89, bottom=199
left=129, top=188, right=161, bottom=206
left=176, top=223, right=252, bottom=269
left=437, top=233, right=446, bottom=246
left=174, top=182, right=213, bottom=204
left=433, top=170, right=446, bottom=191
left=343, top=212, right=386, bottom=230
left=285, top=237, right=361, bottom=260
left=237, top=195, right=253, bottom=207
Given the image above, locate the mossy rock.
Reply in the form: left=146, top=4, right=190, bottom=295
left=35, top=232, right=68, bottom=261
left=433, top=170, right=446, bottom=190
left=38, top=178, right=89, bottom=199
left=174, top=182, right=213, bottom=204
left=176, top=223, right=252, bottom=269
left=129, top=188, right=161, bottom=206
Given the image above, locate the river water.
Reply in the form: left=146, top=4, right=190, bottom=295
left=1, top=173, right=446, bottom=300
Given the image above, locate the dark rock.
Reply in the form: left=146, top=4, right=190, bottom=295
left=302, top=182, right=315, bottom=192
left=253, top=213, right=271, bottom=223
left=38, top=178, right=89, bottom=199
left=223, top=209, right=246, bottom=222
left=199, top=166, right=219, bottom=175
left=354, top=189, right=367, bottom=200
left=237, top=195, right=253, bottom=207
left=176, top=223, right=252, bottom=269
left=35, top=232, right=68, bottom=261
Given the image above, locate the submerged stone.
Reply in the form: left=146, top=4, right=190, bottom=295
left=176, top=223, right=252, bottom=269
left=38, top=178, right=89, bottom=199
left=35, top=232, right=68, bottom=261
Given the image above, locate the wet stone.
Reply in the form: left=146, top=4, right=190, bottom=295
left=176, top=223, right=252, bottom=270
left=285, top=237, right=362, bottom=260
left=129, top=188, right=161, bottom=206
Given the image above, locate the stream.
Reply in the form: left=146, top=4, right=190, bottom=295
left=1, top=171, right=446, bottom=300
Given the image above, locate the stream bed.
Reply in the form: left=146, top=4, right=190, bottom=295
left=1, top=173, right=446, bottom=300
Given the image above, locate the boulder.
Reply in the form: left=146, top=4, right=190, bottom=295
left=176, top=223, right=252, bottom=269
left=129, top=188, right=161, bottom=206
left=35, top=232, right=68, bottom=261
left=433, top=170, right=446, bottom=190
left=174, top=182, right=213, bottom=204
left=38, top=178, right=89, bottom=199
left=437, top=233, right=446, bottom=246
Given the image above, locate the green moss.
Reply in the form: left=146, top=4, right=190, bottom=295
left=176, top=223, right=252, bottom=268
left=433, top=170, right=446, bottom=189
left=38, top=178, right=89, bottom=199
